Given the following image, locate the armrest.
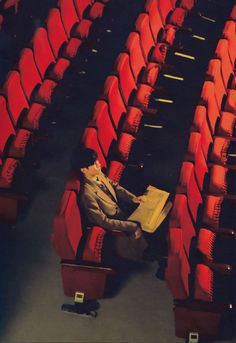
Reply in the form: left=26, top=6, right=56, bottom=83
left=207, top=162, right=236, bottom=171
left=61, top=260, right=115, bottom=274
left=202, top=257, right=233, bottom=276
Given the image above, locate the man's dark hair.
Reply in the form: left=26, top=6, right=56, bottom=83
left=71, top=147, right=98, bottom=173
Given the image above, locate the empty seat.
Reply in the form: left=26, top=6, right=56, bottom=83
left=74, top=0, right=105, bottom=22
left=31, top=27, right=69, bottom=82
left=202, top=195, right=236, bottom=230
left=209, top=164, right=236, bottom=196
left=169, top=193, right=196, bottom=255
left=210, top=136, right=236, bottom=167
left=158, top=0, right=187, bottom=28
left=0, top=96, right=16, bottom=156
left=197, top=228, right=234, bottom=266
left=58, top=0, right=92, bottom=40
left=90, top=100, right=136, bottom=163
left=206, top=59, right=227, bottom=111
left=52, top=190, right=114, bottom=299
left=224, top=89, right=236, bottom=114
left=46, top=8, right=81, bottom=60
left=214, top=39, right=235, bottom=90
left=176, top=161, right=203, bottom=223
left=194, top=264, right=233, bottom=303
left=165, top=228, right=190, bottom=299
left=222, top=20, right=236, bottom=69
left=200, top=81, right=220, bottom=135
left=185, top=131, right=209, bottom=191
left=18, top=48, right=54, bottom=107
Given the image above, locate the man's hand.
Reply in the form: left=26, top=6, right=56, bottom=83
left=134, top=227, right=142, bottom=239
left=133, top=195, right=147, bottom=204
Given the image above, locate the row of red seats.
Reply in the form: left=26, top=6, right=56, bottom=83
left=0, top=0, right=20, bottom=27
left=0, top=0, right=110, bottom=224
left=165, top=5, right=236, bottom=339
left=51, top=0, right=210, bottom=300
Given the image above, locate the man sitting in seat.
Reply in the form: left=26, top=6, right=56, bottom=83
left=71, top=147, right=144, bottom=240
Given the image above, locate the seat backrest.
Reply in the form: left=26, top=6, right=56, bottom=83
left=73, top=0, right=92, bottom=21
left=222, top=21, right=236, bottom=68
left=135, top=13, right=155, bottom=64
left=52, top=190, right=83, bottom=260
left=103, top=75, right=127, bottom=130
left=145, top=0, right=164, bottom=41
left=81, top=127, right=107, bottom=169
left=0, top=96, right=16, bottom=155
left=206, top=59, right=226, bottom=110
left=165, top=228, right=190, bottom=299
left=176, top=161, right=203, bottom=223
left=31, top=27, right=56, bottom=80
left=125, top=32, right=146, bottom=83
left=58, top=0, right=79, bottom=38
left=46, top=8, right=68, bottom=58
left=157, top=0, right=173, bottom=25
left=215, top=39, right=233, bottom=90
left=185, top=132, right=208, bottom=191
left=18, top=48, right=42, bottom=102
left=200, top=81, right=220, bottom=135
left=194, top=264, right=213, bottom=302
left=3, top=70, right=29, bottom=127
left=114, top=53, right=137, bottom=106
left=91, top=100, right=118, bottom=157
left=192, top=105, right=213, bottom=161
left=169, top=194, right=196, bottom=256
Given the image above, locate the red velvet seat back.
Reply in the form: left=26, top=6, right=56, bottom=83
left=52, top=190, right=83, bottom=260
left=58, top=0, right=79, bottom=38
left=0, top=96, right=16, bottom=155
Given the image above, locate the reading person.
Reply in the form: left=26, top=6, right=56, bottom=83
left=71, top=147, right=145, bottom=240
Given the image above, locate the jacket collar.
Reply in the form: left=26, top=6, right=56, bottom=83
left=84, top=174, right=117, bottom=203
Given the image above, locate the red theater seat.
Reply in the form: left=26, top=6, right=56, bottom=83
left=58, top=0, right=93, bottom=40
left=73, top=0, right=105, bottom=21
left=31, top=27, right=69, bottom=82
left=165, top=228, right=190, bottom=299
left=46, top=8, right=81, bottom=60
left=18, top=48, right=54, bottom=108
left=214, top=39, right=235, bottom=90
left=222, top=20, right=236, bottom=68
left=200, top=81, right=220, bottom=134
left=169, top=193, right=196, bottom=255
left=52, top=190, right=114, bottom=299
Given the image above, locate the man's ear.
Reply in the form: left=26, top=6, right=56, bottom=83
left=80, top=167, right=86, bottom=174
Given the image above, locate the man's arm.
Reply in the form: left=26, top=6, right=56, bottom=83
left=106, top=176, right=137, bottom=204
left=81, top=192, right=139, bottom=234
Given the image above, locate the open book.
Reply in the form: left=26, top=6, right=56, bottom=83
left=128, top=185, right=172, bottom=233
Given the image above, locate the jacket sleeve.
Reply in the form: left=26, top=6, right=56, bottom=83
left=81, top=192, right=138, bottom=234
left=107, top=177, right=136, bottom=204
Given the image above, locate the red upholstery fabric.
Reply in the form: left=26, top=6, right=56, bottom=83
left=145, top=0, right=164, bottom=42
left=52, top=190, right=83, bottom=260
left=222, top=21, right=236, bottom=68
left=200, top=81, right=220, bottom=134
left=230, top=4, right=236, bottom=20
left=218, top=111, right=236, bottom=138
left=22, top=103, right=46, bottom=130
left=194, top=264, right=213, bottom=302
left=107, top=160, right=125, bottom=183
left=176, top=162, right=203, bottom=223
left=103, top=75, right=127, bottom=130
left=165, top=228, right=190, bottom=299
left=135, top=13, right=155, bottom=64
left=81, top=127, right=107, bottom=169
left=4, top=70, right=29, bottom=127
left=73, top=0, right=92, bottom=21
left=185, top=132, right=208, bottom=191
left=89, top=1, right=105, bottom=20
left=0, top=158, right=20, bottom=188
left=114, top=53, right=137, bottom=106
left=122, top=107, right=143, bottom=134
left=191, top=105, right=213, bottom=160
left=215, top=39, right=234, bottom=90
left=224, top=89, right=236, bottom=114
left=90, top=100, right=118, bottom=157
left=31, top=28, right=56, bottom=79
left=197, top=228, right=215, bottom=260
left=202, top=195, right=224, bottom=229
left=0, top=96, right=16, bottom=155
left=75, top=19, right=92, bottom=39
left=125, top=32, right=146, bottom=84
left=209, top=165, right=228, bottom=195
left=210, top=137, right=231, bottom=165
left=206, top=59, right=227, bottom=110
left=8, top=129, right=31, bottom=158
left=61, top=263, right=109, bottom=299
left=82, top=226, right=106, bottom=263
left=158, top=0, right=173, bottom=25
left=116, top=132, right=135, bottom=161
left=169, top=194, right=196, bottom=255
left=58, top=0, right=80, bottom=38
left=169, top=7, right=186, bottom=27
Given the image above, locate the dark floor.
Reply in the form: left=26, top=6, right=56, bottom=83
left=0, top=0, right=235, bottom=342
